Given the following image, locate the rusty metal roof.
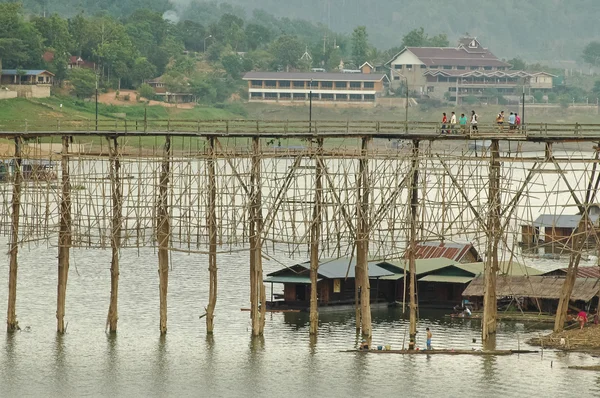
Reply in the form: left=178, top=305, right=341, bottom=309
left=544, top=266, right=600, bottom=279
left=409, top=241, right=481, bottom=262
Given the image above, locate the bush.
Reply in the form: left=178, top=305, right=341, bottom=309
left=124, top=94, right=131, bottom=101
left=137, top=83, right=155, bottom=101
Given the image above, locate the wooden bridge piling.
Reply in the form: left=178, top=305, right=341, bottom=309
left=57, top=136, right=72, bottom=334
left=206, top=137, right=217, bottom=334
left=482, top=139, right=501, bottom=341
left=250, top=137, right=265, bottom=336
left=356, top=136, right=372, bottom=338
left=309, top=138, right=323, bottom=335
left=107, top=137, right=122, bottom=333
left=408, top=139, right=420, bottom=349
left=157, top=136, right=171, bottom=335
left=7, top=137, right=22, bottom=332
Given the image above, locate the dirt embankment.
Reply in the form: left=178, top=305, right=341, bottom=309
left=97, top=90, right=195, bottom=109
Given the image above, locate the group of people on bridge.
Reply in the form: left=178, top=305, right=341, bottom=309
left=440, top=110, right=522, bottom=134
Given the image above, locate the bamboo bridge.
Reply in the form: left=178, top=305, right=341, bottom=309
left=2, top=119, right=600, bottom=347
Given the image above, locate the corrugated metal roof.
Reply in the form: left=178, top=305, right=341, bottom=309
left=1, top=69, right=55, bottom=76
left=463, top=275, right=600, bottom=301
left=418, top=275, right=474, bottom=284
left=533, top=213, right=600, bottom=229
left=410, top=241, right=481, bottom=262
left=543, top=266, right=600, bottom=279
left=267, top=257, right=394, bottom=280
left=405, top=47, right=509, bottom=68
left=264, top=275, right=316, bottom=284
left=459, top=261, right=543, bottom=276
left=454, top=263, right=484, bottom=275
left=242, top=71, right=388, bottom=82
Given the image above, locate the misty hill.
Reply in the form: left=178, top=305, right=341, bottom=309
left=7, top=0, right=599, bottom=62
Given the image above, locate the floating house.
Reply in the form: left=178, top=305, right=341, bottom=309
left=463, top=275, right=600, bottom=313
left=521, top=207, right=600, bottom=254
left=264, top=257, right=398, bottom=310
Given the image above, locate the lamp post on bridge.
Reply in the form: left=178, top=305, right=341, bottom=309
left=396, top=73, right=409, bottom=134
left=309, top=78, right=313, bottom=133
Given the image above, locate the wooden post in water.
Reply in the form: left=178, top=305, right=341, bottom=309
left=356, top=136, right=372, bottom=338
left=482, top=139, right=501, bottom=341
left=408, top=140, right=419, bottom=349
left=309, top=138, right=323, bottom=335
left=157, top=136, right=171, bottom=335
left=7, top=137, right=22, bottom=332
left=206, top=137, right=218, bottom=334
left=249, top=137, right=265, bottom=336
left=57, top=136, right=72, bottom=334
left=107, top=137, right=122, bottom=333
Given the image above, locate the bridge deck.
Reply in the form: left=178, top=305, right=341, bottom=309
left=0, top=119, right=599, bottom=141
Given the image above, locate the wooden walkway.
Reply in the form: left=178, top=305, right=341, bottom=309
left=0, top=119, right=599, bottom=141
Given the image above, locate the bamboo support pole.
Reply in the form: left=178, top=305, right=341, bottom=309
left=482, top=139, right=501, bottom=341
left=309, top=138, right=323, bottom=335
left=554, top=215, right=589, bottom=332
left=356, top=136, right=372, bottom=338
left=408, top=139, right=419, bottom=349
left=250, top=137, right=265, bottom=336
left=206, top=137, right=218, bottom=333
left=107, top=137, right=122, bottom=333
left=7, top=137, right=22, bottom=332
left=158, top=136, right=171, bottom=335
left=57, top=136, right=72, bottom=334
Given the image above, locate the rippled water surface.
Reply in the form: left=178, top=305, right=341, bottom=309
left=0, top=245, right=599, bottom=397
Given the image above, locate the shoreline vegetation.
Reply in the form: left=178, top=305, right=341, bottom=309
left=529, top=324, right=600, bottom=352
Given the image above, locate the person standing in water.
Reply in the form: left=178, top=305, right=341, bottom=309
left=426, top=328, right=432, bottom=350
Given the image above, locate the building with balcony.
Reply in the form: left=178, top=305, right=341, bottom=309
left=0, top=69, right=54, bottom=98
left=386, top=37, right=555, bottom=103
left=242, top=71, right=389, bottom=106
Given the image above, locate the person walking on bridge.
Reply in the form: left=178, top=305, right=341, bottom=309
left=450, top=111, right=457, bottom=134
left=470, top=110, right=478, bottom=132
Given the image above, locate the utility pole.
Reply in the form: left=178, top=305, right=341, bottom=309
left=309, top=79, right=313, bottom=133
left=95, top=75, right=98, bottom=131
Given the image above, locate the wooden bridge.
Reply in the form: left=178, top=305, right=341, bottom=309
left=1, top=119, right=598, bottom=345
left=1, top=119, right=600, bottom=141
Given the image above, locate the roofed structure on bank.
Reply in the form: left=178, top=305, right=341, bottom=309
left=542, top=266, right=600, bottom=279
left=463, top=275, right=600, bottom=301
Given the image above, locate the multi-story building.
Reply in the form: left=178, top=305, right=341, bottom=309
left=242, top=68, right=389, bottom=106
left=386, top=37, right=555, bottom=103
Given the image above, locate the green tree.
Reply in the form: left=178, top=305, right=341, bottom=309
left=508, top=57, right=527, bottom=70
left=583, top=42, right=600, bottom=66
left=176, top=20, right=206, bottom=52
left=221, top=53, right=243, bottom=78
left=129, top=57, right=157, bottom=86
left=0, top=3, right=44, bottom=68
left=245, top=24, right=271, bottom=51
left=402, top=27, right=449, bottom=47
left=270, top=35, right=304, bottom=71
left=351, top=26, right=369, bottom=65
left=69, top=67, right=96, bottom=98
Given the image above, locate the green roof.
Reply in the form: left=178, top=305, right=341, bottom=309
left=384, top=258, right=460, bottom=276
left=264, top=275, right=316, bottom=284
left=459, top=261, right=543, bottom=276
left=418, top=274, right=474, bottom=284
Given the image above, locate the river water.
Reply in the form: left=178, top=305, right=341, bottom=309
left=0, top=244, right=599, bottom=398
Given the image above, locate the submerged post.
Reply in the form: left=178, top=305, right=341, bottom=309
left=57, top=136, right=72, bottom=334
left=107, top=137, right=122, bottom=333
left=7, top=137, right=22, bottom=332
left=408, top=140, right=420, bottom=349
left=249, top=137, right=265, bottom=336
left=309, top=138, right=323, bottom=335
left=482, top=139, right=501, bottom=341
left=356, top=136, right=372, bottom=338
left=206, top=137, right=218, bottom=333
left=157, top=136, right=171, bottom=334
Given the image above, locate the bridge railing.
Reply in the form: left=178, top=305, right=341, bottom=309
left=0, top=119, right=599, bottom=139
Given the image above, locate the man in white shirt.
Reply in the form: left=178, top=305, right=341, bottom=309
left=470, top=110, right=478, bottom=131
left=450, top=111, right=457, bottom=133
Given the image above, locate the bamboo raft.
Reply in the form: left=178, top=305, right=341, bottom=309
left=343, top=349, right=539, bottom=356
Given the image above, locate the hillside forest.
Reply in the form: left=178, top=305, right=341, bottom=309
left=3, top=1, right=600, bottom=107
